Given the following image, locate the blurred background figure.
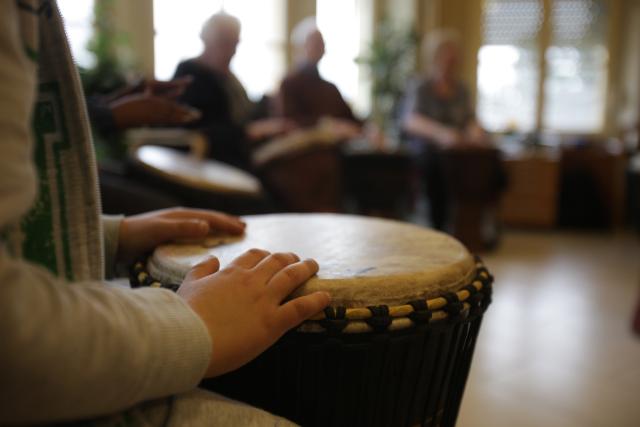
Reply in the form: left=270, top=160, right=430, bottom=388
left=173, top=12, right=291, bottom=169
left=402, top=30, right=502, bottom=235
left=403, top=30, right=488, bottom=150
left=275, top=17, right=361, bottom=139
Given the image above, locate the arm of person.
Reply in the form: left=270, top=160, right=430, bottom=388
left=403, top=112, right=462, bottom=148
left=0, top=6, right=208, bottom=423
left=0, top=257, right=212, bottom=424
left=464, top=118, right=491, bottom=146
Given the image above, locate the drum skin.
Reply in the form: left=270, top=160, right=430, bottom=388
left=138, top=214, right=492, bottom=426
left=148, top=214, right=477, bottom=308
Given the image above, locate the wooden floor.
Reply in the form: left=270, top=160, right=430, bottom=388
left=456, top=230, right=640, bottom=427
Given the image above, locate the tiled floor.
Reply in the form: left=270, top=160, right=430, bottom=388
left=456, top=230, right=640, bottom=427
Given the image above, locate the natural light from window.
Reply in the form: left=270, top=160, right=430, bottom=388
left=316, top=0, right=372, bottom=116
left=542, top=0, right=609, bottom=133
left=477, top=45, right=539, bottom=132
left=154, top=0, right=286, bottom=100
left=477, top=0, right=542, bottom=133
left=57, top=0, right=95, bottom=68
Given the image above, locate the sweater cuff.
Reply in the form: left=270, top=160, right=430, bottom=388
left=102, top=215, right=123, bottom=279
left=134, top=287, right=212, bottom=396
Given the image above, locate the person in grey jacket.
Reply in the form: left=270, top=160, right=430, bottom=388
left=0, top=1, right=330, bottom=425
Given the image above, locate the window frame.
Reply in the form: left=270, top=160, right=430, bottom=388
left=478, top=0, right=622, bottom=137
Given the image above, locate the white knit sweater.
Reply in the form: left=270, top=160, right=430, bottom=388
left=0, top=1, right=212, bottom=424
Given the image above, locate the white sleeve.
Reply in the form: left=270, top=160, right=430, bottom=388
left=0, top=3, right=211, bottom=424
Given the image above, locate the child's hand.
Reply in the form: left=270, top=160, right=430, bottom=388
left=117, top=208, right=246, bottom=265
left=178, top=249, right=331, bottom=378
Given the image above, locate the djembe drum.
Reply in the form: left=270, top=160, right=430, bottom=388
left=251, top=125, right=343, bottom=212
left=131, top=145, right=266, bottom=214
left=131, top=214, right=492, bottom=427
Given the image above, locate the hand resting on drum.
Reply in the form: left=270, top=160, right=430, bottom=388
left=117, top=207, right=246, bottom=265
left=177, top=250, right=331, bottom=378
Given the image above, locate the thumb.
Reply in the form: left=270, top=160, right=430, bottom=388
left=156, top=218, right=210, bottom=242
left=185, top=256, right=220, bottom=282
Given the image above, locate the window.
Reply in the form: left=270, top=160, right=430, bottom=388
left=477, top=0, right=543, bottom=133
left=316, top=0, right=373, bottom=116
left=154, top=0, right=286, bottom=100
left=477, top=0, right=611, bottom=134
left=57, top=0, right=95, bottom=68
left=543, top=0, right=609, bottom=132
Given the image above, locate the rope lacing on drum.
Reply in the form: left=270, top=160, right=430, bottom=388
left=320, top=306, right=348, bottom=332
left=130, top=256, right=494, bottom=333
left=441, top=292, right=464, bottom=318
left=408, top=300, right=432, bottom=324
left=365, top=305, right=392, bottom=331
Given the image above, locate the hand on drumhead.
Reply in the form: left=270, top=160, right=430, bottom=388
left=177, top=249, right=331, bottom=378
left=117, top=208, right=246, bottom=265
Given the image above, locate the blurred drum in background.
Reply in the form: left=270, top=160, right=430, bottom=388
left=132, top=213, right=493, bottom=427
left=251, top=121, right=346, bottom=212
left=128, top=129, right=267, bottom=214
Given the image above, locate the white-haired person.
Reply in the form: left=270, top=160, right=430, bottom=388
left=274, top=17, right=362, bottom=138
left=173, top=12, right=291, bottom=169
left=401, top=30, right=491, bottom=230
left=0, top=2, right=329, bottom=425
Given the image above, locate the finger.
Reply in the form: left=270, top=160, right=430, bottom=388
left=253, top=252, right=300, bottom=282
left=276, top=292, right=332, bottom=331
left=228, top=248, right=270, bottom=269
left=178, top=106, right=201, bottom=123
left=173, top=105, right=201, bottom=123
left=267, top=258, right=318, bottom=300
left=184, top=256, right=220, bottom=282
left=155, top=218, right=210, bottom=242
left=161, top=209, right=246, bottom=234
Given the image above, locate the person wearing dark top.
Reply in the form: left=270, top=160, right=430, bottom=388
left=402, top=30, right=491, bottom=230
left=274, top=17, right=362, bottom=139
left=174, top=12, right=291, bottom=170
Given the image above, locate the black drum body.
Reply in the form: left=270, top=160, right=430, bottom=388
left=199, top=261, right=491, bottom=427
left=203, top=310, right=487, bottom=427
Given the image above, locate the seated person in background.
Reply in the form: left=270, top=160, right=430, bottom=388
left=402, top=30, right=488, bottom=149
left=401, top=30, right=491, bottom=230
left=274, top=17, right=361, bottom=139
left=173, top=12, right=291, bottom=169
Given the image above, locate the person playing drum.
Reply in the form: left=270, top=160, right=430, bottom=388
left=0, top=2, right=329, bottom=425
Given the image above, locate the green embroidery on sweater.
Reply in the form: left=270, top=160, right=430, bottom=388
left=23, top=43, right=39, bottom=62
left=20, top=82, right=74, bottom=280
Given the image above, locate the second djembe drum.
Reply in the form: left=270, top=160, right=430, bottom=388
left=131, top=214, right=492, bottom=427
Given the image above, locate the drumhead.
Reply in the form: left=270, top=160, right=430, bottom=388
left=148, top=214, right=476, bottom=308
left=133, top=145, right=262, bottom=196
